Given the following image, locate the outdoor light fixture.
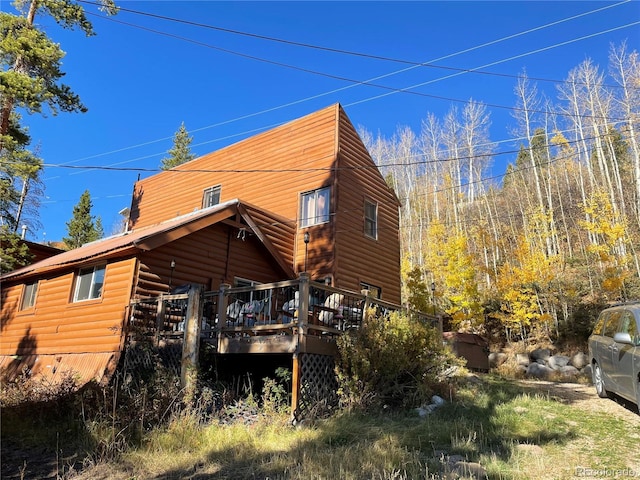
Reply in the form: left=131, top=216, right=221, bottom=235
left=304, top=232, right=310, bottom=272
left=169, top=259, right=176, bottom=291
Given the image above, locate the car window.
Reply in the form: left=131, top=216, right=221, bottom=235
left=619, top=311, right=639, bottom=345
left=603, top=310, right=622, bottom=337
left=592, top=312, right=608, bottom=335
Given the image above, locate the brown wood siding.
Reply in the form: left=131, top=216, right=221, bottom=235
left=0, top=258, right=137, bottom=356
left=241, top=204, right=296, bottom=270
left=135, top=223, right=289, bottom=297
left=334, top=108, right=402, bottom=303
left=129, top=105, right=339, bottom=231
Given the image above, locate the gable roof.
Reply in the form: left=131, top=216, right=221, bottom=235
left=2, top=199, right=296, bottom=282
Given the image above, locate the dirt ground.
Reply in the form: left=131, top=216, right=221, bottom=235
left=516, top=379, right=640, bottom=426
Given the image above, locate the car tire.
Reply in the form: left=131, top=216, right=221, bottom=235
left=593, top=362, right=609, bottom=398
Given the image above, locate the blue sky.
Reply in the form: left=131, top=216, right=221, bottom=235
left=13, top=0, right=640, bottom=242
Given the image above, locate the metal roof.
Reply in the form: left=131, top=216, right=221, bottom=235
left=1, top=199, right=295, bottom=282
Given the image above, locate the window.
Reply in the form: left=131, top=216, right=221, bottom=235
left=73, top=265, right=106, bottom=302
left=20, top=281, right=38, bottom=310
left=202, top=185, right=221, bottom=208
left=603, top=310, right=622, bottom=337
left=360, top=281, right=381, bottom=299
left=364, top=200, right=378, bottom=239
left=619, top=311, right=639, bottom=345
left=300, top=187, right=330, bottom=228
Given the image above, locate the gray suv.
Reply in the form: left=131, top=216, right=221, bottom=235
left=588, top=303, right=640, bottom=413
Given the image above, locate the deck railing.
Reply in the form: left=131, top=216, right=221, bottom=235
left=128, top=273, right=442, bottom=347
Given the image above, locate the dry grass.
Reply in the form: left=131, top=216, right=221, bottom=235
left=52, top=375, right=640, bottom=480
left=3, top=370, right=639, bottom=480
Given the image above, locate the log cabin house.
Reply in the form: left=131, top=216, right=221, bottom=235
left=0, top=104, right=419, bottom=415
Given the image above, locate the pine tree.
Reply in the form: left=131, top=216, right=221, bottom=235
left=160, top=123, right=196, bottom=170
left=0, top=0, right=116, bottom=267
left=0, top=227, right=32, bottom=273
left=0, top=0, right=117, bottom=150
left=63, top=190, right=102, bottom=249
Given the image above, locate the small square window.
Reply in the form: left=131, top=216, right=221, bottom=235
left=300, top=187, right=330, bottom=228
left=20, top=281, right=38, bottom=310
left=203, top=185, right=221, bottom=208
left=73, top=265, right=105, bottom=302
left=364, top=200, right=378, bottom=239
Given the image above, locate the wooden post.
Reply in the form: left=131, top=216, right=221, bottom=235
left=155, top=294, right=165, bottom=346
left=181, top=284, right=204, bottom=399
left=291, top=273, right=309, bottom=420
left=361, top=289, right=371, bottom=322
left=297, top=273, right=310, bottom=352
left=291, top=352, right=300, bottom=421
left=216, top=283, right=230, bottom=353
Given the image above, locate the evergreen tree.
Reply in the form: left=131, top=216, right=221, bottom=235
left=0, top=0, right=117, bottom=148
left=63, top=190, right=102, bottom=249
left=0, top=226, right=32, bottom=273
left=160, top=122, right=196, bottom=170
left=0, top=0, right=116, bottom=266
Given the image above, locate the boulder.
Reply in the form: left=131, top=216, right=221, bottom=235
left=488, top=352, right=507, bottom=368
left=530, top=348, right=551, bottom=361
left=451, top=461, right=488, bottom=479
left=581, top=364, right=593, bottom=378
left=516, top=353, right=530, bottom=366
left=526, top=362, right=552, bottom=378
left=548, top=355, right=570, bottom=370
left=559, top=365, right=579, bottom=378
left=571, top=352, right=588, bottom=369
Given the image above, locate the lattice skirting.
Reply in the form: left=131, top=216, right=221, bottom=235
left=296, top=353, right=338, bottom=419
left=122, top=340, right=183, bottom=380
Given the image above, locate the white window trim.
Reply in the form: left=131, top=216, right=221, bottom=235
left=20, top=281, right=39, bottom=310
left=73, top=265, right=106, bottom=302
left=364, top=199, right=378, bottom=240
left=300, top=187, right=330, bottom=228
left=202, top=185, right=222, bottom=209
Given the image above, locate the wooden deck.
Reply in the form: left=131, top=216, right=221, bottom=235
left=129, top=275, right=441, bottom=356
left=127, top=274, right=441, bottom=418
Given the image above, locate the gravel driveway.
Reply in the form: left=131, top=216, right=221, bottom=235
left=517, top=379, right=640, bottom=425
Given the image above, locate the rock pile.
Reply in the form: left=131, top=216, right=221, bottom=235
left=489, top=348, right=592, bottom=380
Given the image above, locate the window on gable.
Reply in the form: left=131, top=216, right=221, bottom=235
left=202, top=185, right=221, bottom=208
left=364, top=200, right=378, bottom=239
left=20, top=281, right=39, bottom=310
left=300, top=187, right=330, bottom=228
left=73, top=265, right=106, bottom=302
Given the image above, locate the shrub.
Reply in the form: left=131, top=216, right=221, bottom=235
left=261, top=367, right=291, bottom=415
left=335, top=310, right=461, bottom=411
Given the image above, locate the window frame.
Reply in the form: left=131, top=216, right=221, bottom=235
left=300, top=187, right=331, bottom=228
left=603, top=310, right=622, bottom=337
left=360, top=281, right=382, bottom=299
left=72, top=265, right=106, bottom=302
left=364, top=199, right=378, bottom=240
left=20, top=281, right=39, bottom=310
left=202, top=185, right=222, bottom=209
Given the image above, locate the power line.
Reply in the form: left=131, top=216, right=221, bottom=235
left=79, top=0, right=635, bottom=91
left=17, top=127, right=616, bottom=174
left=60, top=1, right=638, bottom=173
left=85, top=7, right=635, bottom=124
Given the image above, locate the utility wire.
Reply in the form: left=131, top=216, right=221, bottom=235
left=79, top=0, right=635, bottom=91
left=86, top=8, right=635, bottom=124
left=4, top=128, right=619, bottom=187
left=53, top=12, right=636, bottom=176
